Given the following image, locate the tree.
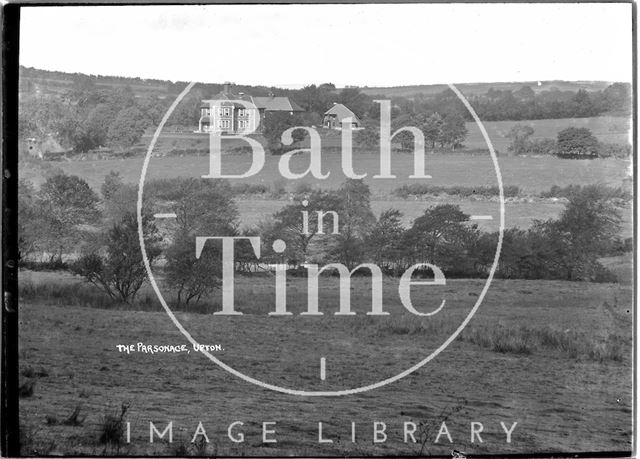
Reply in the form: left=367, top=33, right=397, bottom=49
left=164, top=230, right=222, bottom=307
left=138, top=94, right=169, bottom=126
left=262, top=112, right=307, bottom=154
left=159, top=178, right=239, bottom=307
left=391, top=114, right=417, bottom=151
left=601, top=82, right=631, bottom=113
left=325, top=179, right=376, bottom=269
left=556, top=127, right=599, bottom=158
left=101, top=171, right=124, bottom=200
left=438, top=114, right=467, bottom=149
left=557, top=184, right=622, bottom=257
left=337, top=87, right=373, bottom=119
left=77, top=103, right=119, bottom=151
left=18, top=180, right=45, bottom=262
left=423, top=113, right=444, bottom=149
left=571, top=89, right=596, bottom=117
left=157, top=178, right=238, bottom=235
left=72, top=212, right=162, bottom=304
left=38, top=173, right=101, bottom=264
left=107, top=106, right=150, bottom=149
left=296, top=84, right=335, bottom=116
left=365, top=209, right=406, bottom=272
left=506, top=185, right=622, bottom=281
left=402, top=204, right=475, bottom=274
left=18, top=95, right=81, bottom=149
left=354, top=119, right=380, bottom=151
left=514, top=85, right=535, bottom=101
left=169, top=88, right=205, bottom=126
left=506, top=124, right=535, bottom=155
left=270, top=190, right=342, bottom=266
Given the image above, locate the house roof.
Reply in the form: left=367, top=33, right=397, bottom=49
left=251, top=96, right=304, bottom=112
left=324, top=104, right=361, bottom=124
left=201, top=92, right=304, bottom=112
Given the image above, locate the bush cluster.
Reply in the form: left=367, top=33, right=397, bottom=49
left=393, top=184, right=520, bottom=198
left=19, top=174, right=629, bottom=312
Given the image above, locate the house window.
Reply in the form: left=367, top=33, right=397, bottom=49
left=219, top=119, right=230, bottom=129
left=219, top=107, right=231, bottom=117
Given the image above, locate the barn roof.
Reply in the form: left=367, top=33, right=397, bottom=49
left=324, top=104, right=361, bottom=124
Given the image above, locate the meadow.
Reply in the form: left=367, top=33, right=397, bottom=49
left=464, top=115, right=632, bottom=152
left=17, top=113, right=634, bottom=456
left=21, top=140, right=631, bottom=235
left=18, top=271, right=633, bottom=456
left=28, top=150, right=630, bottom=195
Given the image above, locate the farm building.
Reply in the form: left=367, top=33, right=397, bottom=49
left=20, top=135, right=72, bottom=160
left=323, top=103, right=363, bottom=130
left=198, top=82, right=304, bottom=134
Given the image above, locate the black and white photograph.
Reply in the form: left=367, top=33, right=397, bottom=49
left=2, top=2, right=635, bottom=457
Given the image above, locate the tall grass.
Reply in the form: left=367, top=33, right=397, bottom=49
left=539, top=184, right=631, bottom=201
left=460, top=324, right=628, bottom=363
left=19, top=278, right=161, bottom=312
left=368, top=314, right=628, bottom=363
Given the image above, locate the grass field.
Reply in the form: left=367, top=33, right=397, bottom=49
left=144, top=115, right=631, bottom=154
left=21, top=141, right=632, bottom=235
left=465, top=116, right=632, bottom=152
left=24, top=148, right=631, bottom=196
left=17, top=112, right=633, bottom=456
left=18, top=271, right=632, bottom=456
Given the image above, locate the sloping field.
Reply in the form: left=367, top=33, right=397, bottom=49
left=18, top=274, right=632, bottom=456
left=465, top=116, right=632, bottom=152
left=24, top=149, right=631, bottom=196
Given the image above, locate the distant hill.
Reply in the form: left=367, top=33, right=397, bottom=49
left=358, top=81, right=617, bottom=99
left=20, top=66, right=619, bottom=100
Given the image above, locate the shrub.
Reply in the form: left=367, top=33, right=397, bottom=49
left=393, top=184, right=519, bottom=198
left=230, top=183, right=269, bottom=195
left=293, top=182, right=314, bottom=195
left=62, top=405, right=86, bottom=426
left=99, top=403, right=129, bottom=449
left=19, top=379, right=35, bottom=398
left=540, top=184, right=630, bottom=201
left=556, top=127, right=599, bottom=159
left=598, top=143, right=632, bottom=159
left=526, top=138, right=557, bottom=156
left=271, top=179, right=287, bottom=197
left=72, top=213, right=162, bottom=304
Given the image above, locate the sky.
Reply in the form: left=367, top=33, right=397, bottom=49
left=20, top=3, right=633, bottom=88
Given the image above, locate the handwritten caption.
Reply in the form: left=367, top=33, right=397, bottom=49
left=116, top=343, right=224, bottom=354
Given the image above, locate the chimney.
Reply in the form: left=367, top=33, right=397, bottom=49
left=224, top=81, right=232, bottom=93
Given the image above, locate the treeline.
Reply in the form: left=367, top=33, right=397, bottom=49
left=19, top=82, right=166, bottom=153
left=465, top=84, right=631, bottom=121
left=19, top=172, right=628, bottom=306
left=507, top=125, right=632, bottom=159
left=278, top=83, right=631, bottom=125
left=19, top=65, right=631, bottom=155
